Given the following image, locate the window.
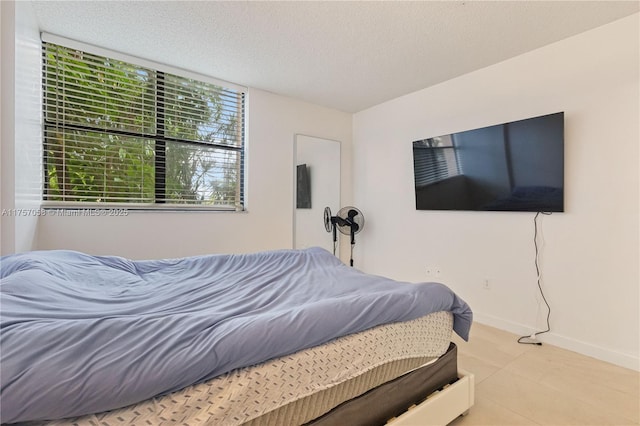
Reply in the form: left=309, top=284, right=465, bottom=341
left=42, top=39, right=246, bottom=210
left=412, top=135, right=460, bottom=187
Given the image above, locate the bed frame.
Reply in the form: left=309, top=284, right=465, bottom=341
left=388, top=370, right=475, bottom=426
left=307, top=343, right=474, bottom=426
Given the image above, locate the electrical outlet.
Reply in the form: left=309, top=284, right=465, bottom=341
left=426, top=266, right=441, bottom=277
left=483, top=279, right=490, bottom=290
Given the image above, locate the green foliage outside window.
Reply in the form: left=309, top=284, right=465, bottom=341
left=43, top=42, right=245, bottom=209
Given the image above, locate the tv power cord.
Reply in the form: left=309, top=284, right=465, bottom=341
left=518, top=211, right=552, bottom=346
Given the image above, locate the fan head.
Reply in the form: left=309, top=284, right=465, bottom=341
left=323, top=207, right=333, bottom=233
left=335, top=206, right=365, bottom=235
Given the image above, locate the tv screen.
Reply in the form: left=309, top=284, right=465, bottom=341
left=296, top=164, right=311, bottom=209
left=413, top=112, right=564, bottom=212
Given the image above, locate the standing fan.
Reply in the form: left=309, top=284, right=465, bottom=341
left=323, top=207, right=337, bottom=255
left=324, top=206, right=365, bottom=267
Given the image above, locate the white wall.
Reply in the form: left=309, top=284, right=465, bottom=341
left=14, top=0, right=42, bottom=253
left=1, top=1, right=41, bottom=256
left=353, top=15, right=639, bottom=370
left=36, top=89, right=352, bottom=259
left=1, top=0, right=16, bottom=256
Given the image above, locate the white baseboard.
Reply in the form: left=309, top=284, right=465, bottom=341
left=472, top=312, right=640, bottom=372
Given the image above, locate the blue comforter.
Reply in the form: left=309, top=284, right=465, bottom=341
left=0, top=247, right=471, bottom=424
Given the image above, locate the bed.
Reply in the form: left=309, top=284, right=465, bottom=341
left=0, top=247, right=473, bottom=425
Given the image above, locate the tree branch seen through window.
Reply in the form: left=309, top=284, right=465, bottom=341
left=43, top=42, right=245, bottom=210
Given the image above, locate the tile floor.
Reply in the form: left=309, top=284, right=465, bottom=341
left=449, top=323, right=639, bottom=426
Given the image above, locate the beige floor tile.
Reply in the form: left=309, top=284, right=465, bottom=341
left=477, top=368, right=637, bottom=425
left=457, top=352, right=501, bottom=384
left=449, top=394, right=539, bottom=426
left=454, top=324, right=532, bottom=369
left=503, top=344, right=640, bottom=423
left=449, top=323, right=639, bottom=426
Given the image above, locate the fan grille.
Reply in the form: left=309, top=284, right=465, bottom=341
left=336, top=206, right=364, bottom=235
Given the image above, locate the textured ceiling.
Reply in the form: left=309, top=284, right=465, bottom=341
left=32, top=1, right=639, bottom=113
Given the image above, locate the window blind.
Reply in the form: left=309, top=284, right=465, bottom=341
left=413, top=137, right=460, bottom=187
left=43, top=40, right=246, bottom=210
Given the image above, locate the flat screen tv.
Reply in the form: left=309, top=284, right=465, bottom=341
left=296, top=164, right=311, bottom=209
left=412, top=112, right=564, bottom=212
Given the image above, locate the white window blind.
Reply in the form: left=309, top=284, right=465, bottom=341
left=413, top=136, right=460, bottom=187
left=43, top=40, right=245, bottom=210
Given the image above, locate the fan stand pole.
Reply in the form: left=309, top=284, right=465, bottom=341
left=350, top=228, right=356, bottom=267
left=350, top=244, right=354, bottom=267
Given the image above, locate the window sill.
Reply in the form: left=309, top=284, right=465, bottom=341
left=40, top=202, right=246, bottom=214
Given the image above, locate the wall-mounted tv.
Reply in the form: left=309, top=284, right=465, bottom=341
left=296, top=164, right=311, bottom=209
left=412, top=112, right=564, bottom=212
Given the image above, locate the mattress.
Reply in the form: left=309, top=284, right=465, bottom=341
left=309, top=342, right=459, bottom=426
left=33, top=311, right=453, bottom=426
